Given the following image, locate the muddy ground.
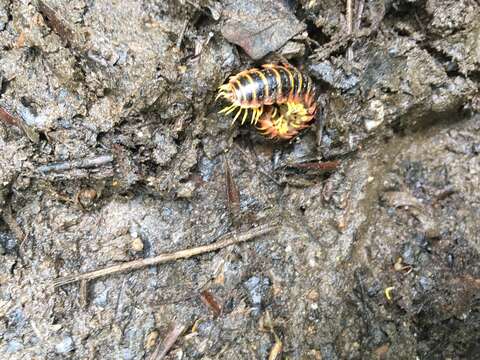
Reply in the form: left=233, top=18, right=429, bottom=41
left=0, top=0, right=479, bottom=359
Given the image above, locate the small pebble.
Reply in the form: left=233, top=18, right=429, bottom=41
left=145, top=330, right=159, bottom=350
left=121, top=348, right=135, bottom=360
left=394, top=258, right=404, bottom=272
left=92, top=284, right=109, bottom=307
left=7, top=340, right=24, bottom=353
left=78, top=188, right=97, bottom=208
left=419, top=276, right=432, bottom=291
left=131, top=237, right=144, bottom=252
left=306, top=289, right=319, bottom=301
left=244, top=276, right=270, bottom=307
left=55, top=336, right=74, bottom=354
left=402, top=244, right=416, bottom=265
left=176, top=181, right=196, bottom=199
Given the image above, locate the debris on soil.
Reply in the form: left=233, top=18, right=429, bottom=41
left=149, top=322, right=186, bottom=360
left=53, top=223, right=278, bottom=287
left=383, top=191, right=440, bottom=239
left=37, top=154, right=114, bottom=174
left=37, top=0, right=76, bottom=47
left=221, top=0, right=305, bottom=60
left=199, top=289, right=222, bottom=317
left=0, top=106, right=39, bottom=142
left=0, top=0, right=479, bottom=359
left=144, top=329, right=159, bottom=350
left=223, top=155, right=241, bottom=226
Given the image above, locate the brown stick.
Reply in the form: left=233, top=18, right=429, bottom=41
left=223, top=155, right=241, bottom=226
left=0, top=107, right=20, bottom=126
left=287, top=160, right=340, bottom=172
left=53, top=224, right=278, bottom=287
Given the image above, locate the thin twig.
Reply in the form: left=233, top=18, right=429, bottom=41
left=309, top=29, right=371, bottom=61
left=355, top=0, right=365, bottom=31
left=223, top=155, right=241, bottom=226
left=53, top=223, right=278, bottom=287
left=0, top=107, right=19, bottom=126
left=176, top=19, right=189, bottom=49
left=287, top=160, right=340, bottom=172
left=262, top=310, right=283, bottom=360
left=150, top=322, right=186, bottom=360
left=346, top=0, right=354, bottom=61
left=2, top=204, right=25, bottom=241
left=38, top=154, right=114, bottom=173
left=413, top=11, right=425, bottom=33
left=114, top=278, right=127, bottom=320
left=2, top=204, right=29, bottom=263
left=79, top=280, right=88, bottom=308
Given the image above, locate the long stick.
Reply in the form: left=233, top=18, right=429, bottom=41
left=38, top=154, right=113, bottom=173
left=53, top=224, right=278, bottom=287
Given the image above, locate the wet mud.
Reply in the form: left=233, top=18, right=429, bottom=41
left=0, top=0, right=479, bottom=359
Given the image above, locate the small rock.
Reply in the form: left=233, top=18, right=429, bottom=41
left=6, top=340, right=24, bottom=353
left=196, top=320, right=220, bottom=339
left=55, top=335, right=74, bottom=354
left=369, top=327, right=388, bottom=347
left=92, top=283, right=109, bottom=307
left=145, top=330, right=159, bottom=350
left=367, top=281, right=381, bottom=297
left=176, top=181, right=196, bottom=199
left=472, top=143, right=480, bottom=155
left=152, top=132, right=177, bottom=166
left=419, top=276, right=432, bottom=291
left=373, top=343, right=389, bottom=359
left=129, top=224, right=140, bottom=239
left=198, top=156, right=216, bottom=181
left=0, top=6, right=8, bottom=31
left=7, top=308, right=26, bottom=331
left=131, top=237, right=144, bottom=252
left=306, top=289, right=320, bottom=301
left=309, top=61, right=360, bottom=91
left=256, top=333, right=274, bottom=359
left=447, top=253, right=454, bottom=267
left=77, top=188, right=97, bottom=208
left=244, top=276, right=271, bottom=308
left=365, top=100, right=385, bottom=131
left=121, top=348, right=135, bottom=360
left=401, top=243, right=416, bottom=265
left=0, top=232, right=16, bottom=252
left=279, top=40, right=305, bottom=59
left=221, top=0, right=305, bottom=60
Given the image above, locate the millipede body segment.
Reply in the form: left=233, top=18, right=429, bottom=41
left=216, top=64, right=317, bottom=140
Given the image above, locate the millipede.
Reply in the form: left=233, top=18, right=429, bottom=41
left=216, top=64, right=317, bottom=140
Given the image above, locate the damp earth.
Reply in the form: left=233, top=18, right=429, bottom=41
left=0, top=0, right=479, bottom=359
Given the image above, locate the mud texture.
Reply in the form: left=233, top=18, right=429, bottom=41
left=0, top=0, right=479, bottom=359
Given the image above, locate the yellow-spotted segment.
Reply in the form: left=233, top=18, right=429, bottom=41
left=216, top=64, right=317, bottom=140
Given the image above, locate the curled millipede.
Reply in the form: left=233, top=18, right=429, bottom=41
left=216, top=64, right=317, bottom=140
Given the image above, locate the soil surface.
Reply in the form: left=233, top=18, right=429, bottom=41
left=0, top=0, right=479, bottom=359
